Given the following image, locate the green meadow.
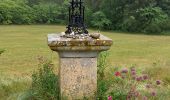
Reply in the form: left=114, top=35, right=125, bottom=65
left=0, top=25, right=170, bottom=99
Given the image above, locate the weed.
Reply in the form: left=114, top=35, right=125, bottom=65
left=97, top=52, right=111, bottom=100
left=97, top=51, right=109, bottom=80
left=29, top=59, right=59, bottom=100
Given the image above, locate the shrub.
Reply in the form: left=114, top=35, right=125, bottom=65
left=161, top=18, right=170, bottom=32
left=144, top=23, right=162, bottom=34
left=84, top=8, right=93, bottom=27
left=0, top=0, right=13, bottom=24
left=136, top=7, right=168, bottom=33
left=121, top=16, right=139, bottom=32
left=121, top=6, right=168, bottom=34
left=30, top=60, right=59, bottom=100
left=0, top=0, right=34, bottom=24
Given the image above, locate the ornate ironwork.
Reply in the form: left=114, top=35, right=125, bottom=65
left=65, top=0, right=88, bottom=34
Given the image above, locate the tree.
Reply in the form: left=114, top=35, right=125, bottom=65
left=91, top=11, right=111, bottom=30
left=27, top=0, right=41, bottom=6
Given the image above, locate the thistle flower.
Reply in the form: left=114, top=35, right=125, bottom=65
left=108, top=96, right=112, bottom=100
left=139, top=76, right=143, bottom=81
left=142, top=96, right=148, bottom=100
left=131, top=71, right=136, bottom=75
left=136, top=77, right=140, bottom=81
left=143, top=74, right=148, bottom=80
left=136, top=76, right=143, bottom=81
left=156, top=80, right=161, bottom=85
left=127, top=95, right=132, bottom=100
left=121, top=68, right=128, bottom=73
left=151, top=91, right=156, bottom=96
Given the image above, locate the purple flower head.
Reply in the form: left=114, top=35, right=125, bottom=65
left=131, top=71, right=136, bottom=75
left=156, top=80, right=161, bottom=85
left=127, top=94, right=132, bottom=100
left=151, top=91, right=156, bottom=96
left=121, top=68, right=128, bottom=73
left=139, top=76, right=143, bottom=81
left=143, top=74, right=148, bottom=80
left=108, top=96, right=112, bottom=100
left=136, top=77, right=141, bottom=81
left=136, top=76, right=143, bottom=81
left=142, top=96, right=148, bottom=100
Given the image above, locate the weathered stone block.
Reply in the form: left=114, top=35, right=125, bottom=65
left=60, top=58, right=97, bottom=99
left=48, top=33, right=112, bottom=100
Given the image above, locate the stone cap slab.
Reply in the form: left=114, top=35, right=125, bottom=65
left=48, top=33, right=113, bottom=51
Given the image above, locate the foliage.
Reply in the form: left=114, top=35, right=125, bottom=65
left=0, top=0, right=170, bottom=34
left=99, top=0, right=170, bottom=33
left=122, top=7, right=168, bottom=33
left=97, top=52, right=110, bottom=99
left=0, top=0, right=33, bottom=24
left=137, top=7, right=168, bottom=33
left=91, top=11, right=111, bottom=30
left=30, top=59, right=59, bottom=100
left=33, top=4, right=57, bottom=24
left=97, top=52, right=109, bottom=80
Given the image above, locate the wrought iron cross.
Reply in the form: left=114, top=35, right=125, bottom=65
left=65, top=0, right=88, bottom=34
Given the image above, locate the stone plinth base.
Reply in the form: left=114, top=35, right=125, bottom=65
left=48, top=33, right=112, bottom=100
left=60, top=58, right=97, bottom=99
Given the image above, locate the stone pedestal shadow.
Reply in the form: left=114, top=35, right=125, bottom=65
left=48, top=33, right=112, bottom=100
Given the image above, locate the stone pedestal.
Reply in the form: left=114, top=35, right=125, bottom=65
left=48, top=33, right=112, bottom=100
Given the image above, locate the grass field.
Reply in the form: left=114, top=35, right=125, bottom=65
left=0, top=25, right=170, bottom=99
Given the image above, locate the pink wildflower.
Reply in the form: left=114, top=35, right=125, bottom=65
left=131, top=71, right=136, bottom=75
left=151, top=91, right=156, bottom=96
left=115, top=72, right=121, bottom=77
left=142, top=96, right=148, bottom=100
left=143, top=74, right=148, bottom=80
left=108, top=96, right=112, bottom=100
left=136, top=76, right=142, bottom=81
left=121, top=68, right=128, bottom=73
